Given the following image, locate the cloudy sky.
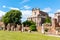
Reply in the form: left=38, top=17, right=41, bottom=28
left=0, top=0, right=60, bottom=22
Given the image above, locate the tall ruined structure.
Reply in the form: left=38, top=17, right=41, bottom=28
left=27, top=8, right=49, bottom=27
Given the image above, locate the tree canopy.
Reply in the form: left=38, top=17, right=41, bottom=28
left=45, top=17, right=51, bottom=23
left=30, top=25, right=36, bottom=31
left=2, top=10, right=22, bottom=25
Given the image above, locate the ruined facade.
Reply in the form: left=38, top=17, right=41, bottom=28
left=27, top=8, right=60, bottom=34
left=27, top=8, right=49, bottom=27
left=52, top=12, right=60, bottom=33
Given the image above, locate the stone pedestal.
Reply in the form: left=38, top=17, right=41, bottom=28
left=56, top=30, right=58, bottom=35
left=28, top=30, right=31, bottom=33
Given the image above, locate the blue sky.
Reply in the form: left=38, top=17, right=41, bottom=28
left=0, top=0, right=60, bottom=22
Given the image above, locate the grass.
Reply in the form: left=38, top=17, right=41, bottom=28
left=0, top=31, right=60, bottom=40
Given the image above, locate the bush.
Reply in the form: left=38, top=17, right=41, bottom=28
left=30, top=25, right=36, bottom=31
left=23, top=20, right=36, bottom=27
left=45, top=17, right=51, bottom=23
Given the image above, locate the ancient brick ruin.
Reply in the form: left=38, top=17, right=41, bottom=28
left=0, top=8, right=60, bottom=34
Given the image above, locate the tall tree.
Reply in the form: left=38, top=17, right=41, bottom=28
left=2, top=10, right=22, bottom=30
left=45, top=17, right=51, bottom=23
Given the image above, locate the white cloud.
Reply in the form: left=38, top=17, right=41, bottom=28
left=42, top=7, right=51, bottom=12
left=8, top=6, right=31, bottom=21
left=21, top=10, right=32, bottom=22
left=0, top=10, right=6, bottom=17
left=0, top=10, right=32, bottom=22
left=49, top=13, right=54, bottom=18
left=56, top=9, right=60, bottom=12
left=9, top=7, right=20, bottom=10
left=21, top=0, right=30, bottom=4
left=23, top=5, right=31, bottom=9
left=2, top=5, right=6, bottom=8
left=0, top=9, right=32, bottom=22
left=21, top=5, right=31, bottom=10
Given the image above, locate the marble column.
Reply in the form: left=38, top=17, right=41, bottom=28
left=7, top=24, right=10, bottom=31
left=21, top=24, right=24, bottom=32
left=41, top=24, right=44, bottom=33
left=11, top=25, right=14, bottom=31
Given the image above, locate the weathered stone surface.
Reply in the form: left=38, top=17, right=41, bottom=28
left=36, top=26, right=41, bottom=32
left=27, top=8, right=49, bottom=27
left=2, top=24, right=5, bottom=31
left=16, top=25, right=21, bottom=31
left=21, top=24, right=24, bottom=32
left=7, top=24, right=10, bottom=31
left=11, top=26, right=14, bottom=31
left=24, top=27, right=30, bottom=31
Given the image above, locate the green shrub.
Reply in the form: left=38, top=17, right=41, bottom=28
left=23, top=20, right=36, bottom=27
left=45, top=17, right=51, bottom=23
left=30, top=25, right=36, bottom=31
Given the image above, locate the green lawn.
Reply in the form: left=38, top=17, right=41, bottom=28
left=0, top=31, right=60, bottom=40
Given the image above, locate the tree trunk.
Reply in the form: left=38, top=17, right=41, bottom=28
left=3, top=23, right=7, bottom=31
left=14, top=24, right=17, bottom=31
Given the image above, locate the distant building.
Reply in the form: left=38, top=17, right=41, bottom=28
left=27, top=8, right=50, bottom=27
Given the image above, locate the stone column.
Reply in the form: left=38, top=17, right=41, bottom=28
left=16, top=24, right=21, bottom=31
left=51, top=18, right=57, bottom=34
left=41, top=24, right=44, bottom=34
left=21, top=24, right=24, bottom=32
left=7, top=24, right=10, bottom=31
left=11, top=25, right=14, bottom=31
